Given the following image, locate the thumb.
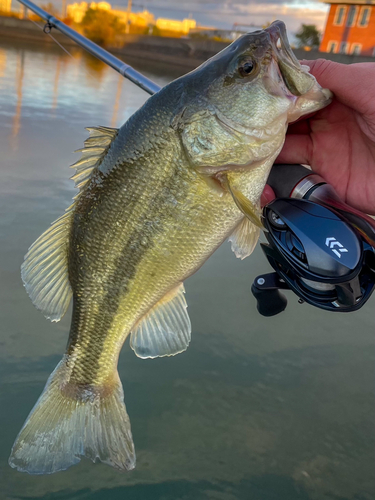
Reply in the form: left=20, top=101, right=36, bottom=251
left=301, top=59, right=375, bottom=115
left=261, top=184, right=276, bottom=206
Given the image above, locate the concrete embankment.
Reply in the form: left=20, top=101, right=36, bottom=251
left=1, top=16, right=374, bottom=70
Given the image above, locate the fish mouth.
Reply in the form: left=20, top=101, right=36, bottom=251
left=265, top=21, right=314, bottom=97
left=265, top=21, right=299, bottom=67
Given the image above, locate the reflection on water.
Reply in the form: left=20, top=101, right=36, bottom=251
left=111, top=74, right=123, bottom=127
left=11, top=50, right=25, bottom=147
left=0, top=39, right=374, bottom=500
left=0, top=47, right=6, bottom=77
left=51, top=57, right=61, bottom=111
left=81, top=52, right=109, bottom=88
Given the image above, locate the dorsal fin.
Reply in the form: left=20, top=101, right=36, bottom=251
left=22, top=126, right=118, bottom=322
left=70, top=126, right=118, bottom=190
left=130, top=284, right=191, bottom=359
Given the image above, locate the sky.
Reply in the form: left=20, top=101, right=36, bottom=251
left=120, top=0, right=330, bottom=34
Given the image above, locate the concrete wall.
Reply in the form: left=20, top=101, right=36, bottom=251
left=1, top=16, right=375, bottom=70
left=114, top=35, right=375, bottom=69
left=112, top=34, right=229, bottom=70
left=292, top=47, right=375, bottom=63
left=0, top=16, right=76, bottom=46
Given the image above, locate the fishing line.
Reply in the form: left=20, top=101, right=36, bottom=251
left=28, top=19, right=111, bottom=86
left=29, top=19, right=76, bottom=60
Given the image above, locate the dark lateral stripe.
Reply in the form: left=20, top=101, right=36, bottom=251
left=68, top=156, right=188, bottom=384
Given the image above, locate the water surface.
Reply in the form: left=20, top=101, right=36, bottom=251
left=0, top=39, right=374, bottom=500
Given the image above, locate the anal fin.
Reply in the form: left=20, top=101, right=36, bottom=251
left=130, top=284, right=191, bottom=359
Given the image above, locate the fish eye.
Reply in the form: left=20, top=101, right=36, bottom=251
left=238, top=60, right=255, bottom=77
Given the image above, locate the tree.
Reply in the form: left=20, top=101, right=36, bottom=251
left=29, top=3, right=59, bottom=21
left=295, top=24, right=321, bottom=50
left=81, top=8, right=125, bottom=46
left=41, top=3, right=59, bottom=17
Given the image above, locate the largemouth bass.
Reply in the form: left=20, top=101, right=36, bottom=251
left=9, top=21, right=332, bottom=474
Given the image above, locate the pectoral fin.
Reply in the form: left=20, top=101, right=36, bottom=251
left=21, top=126, right=118, bottom=322
left=224, top=177, right=263, bottom=229
left=21, top=210, right=73, bottom=322
left=229, top=217, right=260, bottom=260
left=130, top=284, right=191, bottom=359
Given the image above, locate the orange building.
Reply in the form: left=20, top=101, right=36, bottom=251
left=320, top=0, right=375, bottom=56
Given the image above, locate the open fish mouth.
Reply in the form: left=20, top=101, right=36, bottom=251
left=265, top=20, right=315, bottom=97
left=265, top=21, right=300, bottom=68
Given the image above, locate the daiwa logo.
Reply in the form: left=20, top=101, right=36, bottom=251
left=325, top=237, right=349, bottom=258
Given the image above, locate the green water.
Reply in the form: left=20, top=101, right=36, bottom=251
left=0, top=39, right=374, bottom=500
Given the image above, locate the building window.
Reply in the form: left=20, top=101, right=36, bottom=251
left=340, top=42, right=349, bottom=54
left=351, top=43, right=362, bottom=55
left=334, top=6, right=346, bottom=25
left=346, top=6, right=358, bottom=27
left=327, top=41, right=338, bottom=53
left=358, top=7, right=371, bottom=27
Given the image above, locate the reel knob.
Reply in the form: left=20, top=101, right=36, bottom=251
left=251, top=274, right=288, bottom=317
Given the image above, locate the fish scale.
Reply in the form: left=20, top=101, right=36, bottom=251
left=68, top=135, right=190, bottom=383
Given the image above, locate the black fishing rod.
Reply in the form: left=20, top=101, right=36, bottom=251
left=14, top=0, right=375, bottom=315
left=15, top=0, right=160, bottom=95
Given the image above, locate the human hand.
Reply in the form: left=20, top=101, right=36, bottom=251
left=264, top=59, right=375, bottom=215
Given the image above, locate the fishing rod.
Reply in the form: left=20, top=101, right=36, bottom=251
left=13, top=1, right=375, bottom=315
left=15, top=0, right=160, bottom=95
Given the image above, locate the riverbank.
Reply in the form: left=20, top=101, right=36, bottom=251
left=1, top=16, right=374, bottom=69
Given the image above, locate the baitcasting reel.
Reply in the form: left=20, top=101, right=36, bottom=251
left=252, top=164, right=375, bottom=316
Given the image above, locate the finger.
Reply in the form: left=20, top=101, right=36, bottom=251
left=301, top=59, right=375, bottom=116
left=277, top=134, right=313, bottom=165
left=287, top=119, right=310, bottom=135
left=261, top=185, right=275, bottom=206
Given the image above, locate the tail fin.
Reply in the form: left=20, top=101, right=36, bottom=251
left=9, top=359, right=135, bottom=474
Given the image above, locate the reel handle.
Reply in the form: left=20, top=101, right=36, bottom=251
left=251, top=273, right=288, bottom=317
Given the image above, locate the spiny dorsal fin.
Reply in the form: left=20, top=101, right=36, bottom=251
left=22, top=126, right=118, bottom=322
left=70, top=126, right=118, bottom=190
left=229, top=217, right=260, bottom=260
left=130, top=284, right=191, bottom=359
